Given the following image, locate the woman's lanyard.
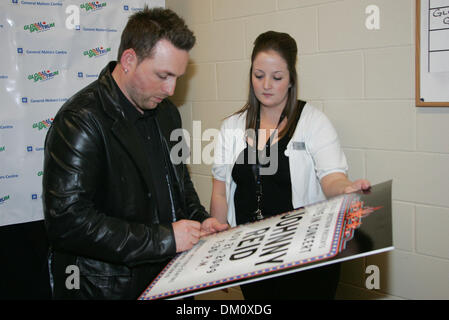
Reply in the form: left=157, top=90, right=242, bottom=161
left=251, top=109, right=285, bottom=221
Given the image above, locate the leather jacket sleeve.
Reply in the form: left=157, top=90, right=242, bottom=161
left=181, top=164, right=210, bottom=223
left=43, top=108, right=176, bottom=268
left=161, top=101, right=211, bottom=223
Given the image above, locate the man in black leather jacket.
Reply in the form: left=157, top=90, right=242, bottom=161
left=42, top=7, right=228, bottom=299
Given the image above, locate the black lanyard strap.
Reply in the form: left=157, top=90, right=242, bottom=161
left=251, top=108, right=285, bottom=221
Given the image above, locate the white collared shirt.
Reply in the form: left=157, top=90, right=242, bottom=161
left=212, top=103, right=348, bottom=227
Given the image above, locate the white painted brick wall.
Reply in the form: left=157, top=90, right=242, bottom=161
left=167, top=0, right=449, bottom=300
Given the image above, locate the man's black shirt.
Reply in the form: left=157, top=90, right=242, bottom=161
left=113, top=80, right=175, bottom=224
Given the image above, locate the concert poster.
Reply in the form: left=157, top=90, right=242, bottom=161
left=139, top=180, right=393, bottom=300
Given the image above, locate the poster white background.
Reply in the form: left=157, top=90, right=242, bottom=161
left=0, top=0, right=165, bottom=227
left=141, top=197, right=345, bottom=300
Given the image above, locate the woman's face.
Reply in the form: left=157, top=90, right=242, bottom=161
left=251, top=50, right=291, bottom=111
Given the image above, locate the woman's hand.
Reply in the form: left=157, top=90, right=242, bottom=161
left=343, top=179, right=371, bottom=194
left=321, top=172, right=371, bottom=198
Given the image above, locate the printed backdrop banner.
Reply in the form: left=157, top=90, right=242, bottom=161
left=0, top=0, right=165, bottom=227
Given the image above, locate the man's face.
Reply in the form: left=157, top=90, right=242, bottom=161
left=126, top=39, right=189, bottom=111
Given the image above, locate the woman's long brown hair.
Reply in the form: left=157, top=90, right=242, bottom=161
left=234, top=31, right=301, bottom=139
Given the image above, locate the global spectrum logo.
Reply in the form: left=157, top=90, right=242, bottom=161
left=33, top=118, right=54, bottom=130
left=28, top=69, right=59, bottom=82
left=83, top=46, right=111, bottom=58
left=24, top=21, right=56, bottom=33
left=0, top=195, right=10, bottom=205
left=80, top=2, right=107, bottom=12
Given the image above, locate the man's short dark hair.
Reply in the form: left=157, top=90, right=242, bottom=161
left=117, top=6, right=195, bottom=62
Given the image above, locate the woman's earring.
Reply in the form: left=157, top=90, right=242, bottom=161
left=124, top=68, right=128, bottom=74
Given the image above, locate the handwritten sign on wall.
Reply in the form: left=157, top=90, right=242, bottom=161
left=416, top=0, right=449, bottom=106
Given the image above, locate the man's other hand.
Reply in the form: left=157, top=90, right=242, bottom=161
left=200, top=217, right=229, bottom=237
left=172, top=219, right=201, bottom=253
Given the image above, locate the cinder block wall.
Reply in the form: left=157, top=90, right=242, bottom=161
left=167, top=0, right=449, bottom=300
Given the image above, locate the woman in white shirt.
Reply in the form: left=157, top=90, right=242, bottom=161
left=210, top=31, right=370, bottom=299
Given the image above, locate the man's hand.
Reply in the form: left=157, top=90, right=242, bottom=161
left=200, top=217, right=229, bottom=237
left=172, top=219, right=201, bottom=253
